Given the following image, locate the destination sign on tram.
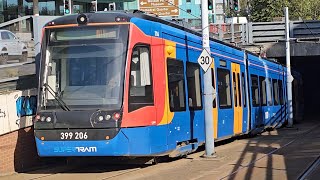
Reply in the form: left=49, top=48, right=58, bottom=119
left=138, top=0, right=179, bottom=17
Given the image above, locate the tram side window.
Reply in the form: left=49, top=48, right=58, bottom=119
left=242, top=73, right=246, bottom=107
left=217, top=68, right=232, bottom=108
left=259, top=76, right=267, bottom=106
left=212, top=69, right=216, bottom=108
left=237, top=73, right=241, bottom=107
left=273, top=79, right=279, bottom=105
left=128, top=46, right=154, bottom=112
left=267, top=78, right=273, bottom=106
left=251, top=75, right=259, bottom=107
left=187, top=62, right=202, bottom=110
left=279, top=80, right=284, bottom=105
left=232, top=72, right=238, bottom=107
left=167, top=58, right=186, bottom=112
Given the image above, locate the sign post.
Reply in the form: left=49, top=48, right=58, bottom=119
left=138, top=0, right=179, bottom=17
left=285, top=7, right=294, bottom=127
left=200, top=0, right=216, bottom=157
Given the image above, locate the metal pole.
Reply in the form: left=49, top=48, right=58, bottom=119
left=95, top=0, right=98, bottom=12
left=212, top=0, right=216, bottom=23
left=201, top=0, right=215, bottom=157
left=285, top=7, right=294, bottom=127
left=69, top=0, right=72, bottom=14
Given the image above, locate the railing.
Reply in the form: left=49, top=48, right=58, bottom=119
left=210, top=23, right=247, bottom=45
left=208, top=20, right=320, bottom=45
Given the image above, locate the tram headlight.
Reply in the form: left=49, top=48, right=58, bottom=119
left=115, top=17, right=121, bottom=22
left=37, top=113, right=54, bottom=123
left=105, top=114, right=111, bottom=121
left=41, top=116, right=46, bottom=122
left=46, top=117, right=52, bottom=122
left=98, top=115, right=104, bottom=122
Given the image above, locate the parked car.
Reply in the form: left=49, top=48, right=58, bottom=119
left=0, top=30, right=28, bottom=65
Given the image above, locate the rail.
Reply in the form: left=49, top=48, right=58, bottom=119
left=0, top=16, right=32, bottom=29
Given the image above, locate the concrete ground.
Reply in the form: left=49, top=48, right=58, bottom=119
left=1, top=119, right=320, bottom=180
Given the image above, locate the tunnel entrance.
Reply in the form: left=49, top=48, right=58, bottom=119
left=278, top=56, right=320, bottom=119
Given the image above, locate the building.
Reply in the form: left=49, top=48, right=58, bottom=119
left=0, top=0, right=126, bottom=23
left=0, top=0, right=228, bottom=26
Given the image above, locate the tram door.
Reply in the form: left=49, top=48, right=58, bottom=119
left=231, top=63, right=243, bottom=134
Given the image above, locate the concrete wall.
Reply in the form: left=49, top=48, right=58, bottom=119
left=0, top=89, right=40, bottom=176
left=0, top=89, right=36, bottom=135
left=265, top=42, right=320, bottom=58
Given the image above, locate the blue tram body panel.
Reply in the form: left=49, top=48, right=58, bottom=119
left=247, top=54, right=286, bottom=130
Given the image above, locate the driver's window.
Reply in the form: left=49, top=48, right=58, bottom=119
left=128, top=45, right=154, bottom=112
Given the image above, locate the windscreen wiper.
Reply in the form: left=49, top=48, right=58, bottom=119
left=43, top=83, right=70, bottom=111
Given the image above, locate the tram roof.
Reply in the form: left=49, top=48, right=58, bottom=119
left=47, top=10, right=282, bottom=66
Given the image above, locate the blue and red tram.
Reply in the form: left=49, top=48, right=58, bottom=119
left=34, top=11, right=292, bottom=157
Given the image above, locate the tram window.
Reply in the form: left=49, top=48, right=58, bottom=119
left=212, top=69, right=216, bottom=108
left=259, top=76, right=267, bottom=106
left=237, top=73, right=241, bottom=107
left=217, top=68, right=232, bottom=108
left=187, top=62, right=202, bottom=110
left=267, top=78, right=273, bottom=106
left=251, top=75, right=259, bottom=107
left=242, top=73, right=246, bottom=107
left=273, top=79, right=279, bottom=105
left=128, top=46, right=154, bottom=112
left=233, top=72, right=238, bottom=107
left=167, top=58, right=186, bottom=112
left=279, top=80, right=284, bottom=105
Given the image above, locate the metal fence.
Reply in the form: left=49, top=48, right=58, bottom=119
left=209, top=20, right=320, bottom=45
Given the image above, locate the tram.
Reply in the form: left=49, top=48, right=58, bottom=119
left=34, top=11, right=299, bottom=157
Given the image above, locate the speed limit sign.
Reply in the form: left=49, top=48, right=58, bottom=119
left=197, top=49, right=213, bottom=72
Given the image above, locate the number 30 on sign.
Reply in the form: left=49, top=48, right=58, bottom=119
left=197, top=49, right=213, bottom=72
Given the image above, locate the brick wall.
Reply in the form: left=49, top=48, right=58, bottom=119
left=0, top=126, right=41, bottom=176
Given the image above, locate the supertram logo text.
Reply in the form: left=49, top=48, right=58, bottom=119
left=53, top=147, right=97, bottom=153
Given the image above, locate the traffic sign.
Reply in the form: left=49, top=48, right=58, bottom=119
left=198, top=49, right=213, bottom=72
left=138, top=0, right=179, bottom=17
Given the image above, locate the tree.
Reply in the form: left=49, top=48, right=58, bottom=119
left=249, top=0, right=288, bottom=22
left=289, top=0, right=320, bottom=20
left=248, top=0, right=320, bottom=22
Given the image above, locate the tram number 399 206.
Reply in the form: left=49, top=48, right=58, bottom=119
left=60, top=132, right=88, bottom=140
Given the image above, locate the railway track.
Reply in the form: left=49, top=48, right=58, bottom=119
left=221, top=123, right=320, bottom=180
left=298, top=155, right=320, bottom=180
left=24, top=158, right=158, bottom=180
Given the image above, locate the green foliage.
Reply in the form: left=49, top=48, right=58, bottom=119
left=289, top=0, right=320, bottom=20
left=248, top=0, right=320, bottom=22
left=250, top=0, right=288, bottom=22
